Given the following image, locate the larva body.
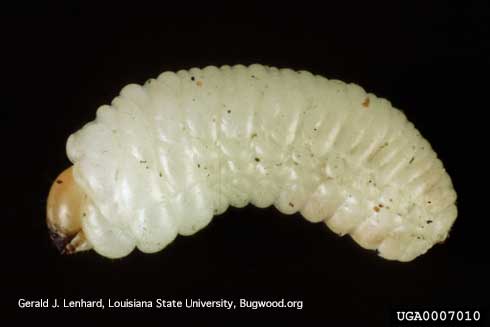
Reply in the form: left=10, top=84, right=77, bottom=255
left=52, top=64, right=457, bottom=262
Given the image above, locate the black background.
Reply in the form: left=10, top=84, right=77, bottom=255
left=2, top=2, right=489, bottom=325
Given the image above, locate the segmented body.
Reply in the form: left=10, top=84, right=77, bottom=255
left=67, top=64, right=457, bottom=261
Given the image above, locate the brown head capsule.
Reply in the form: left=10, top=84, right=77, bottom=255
left=46, top=166, right=92, bottom=254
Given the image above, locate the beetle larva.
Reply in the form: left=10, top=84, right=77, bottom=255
left=46, top=64, right=457, bottom=262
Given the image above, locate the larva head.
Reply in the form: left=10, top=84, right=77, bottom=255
left=46, top=166, right=92, bottom=254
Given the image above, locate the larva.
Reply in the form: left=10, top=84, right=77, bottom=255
left=46, top=64, right=457, bottom=262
